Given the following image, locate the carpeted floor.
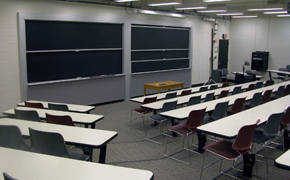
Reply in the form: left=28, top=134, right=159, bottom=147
left=86, top=100, right=289, bottom=180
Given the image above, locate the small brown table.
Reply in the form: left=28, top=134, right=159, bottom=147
left=143, top=81, right=184, bottom=96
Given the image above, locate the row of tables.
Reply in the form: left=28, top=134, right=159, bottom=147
left=0, top=100, right=154, bottom=179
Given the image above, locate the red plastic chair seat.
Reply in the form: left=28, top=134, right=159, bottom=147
left=132, top=107, right=153, bottom=114
left=167, top=123, right=197, bottom=136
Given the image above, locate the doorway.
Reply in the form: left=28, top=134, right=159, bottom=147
left=218, top=39, right=229, bottom=69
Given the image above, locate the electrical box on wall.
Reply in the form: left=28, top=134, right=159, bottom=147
left=251, top=51, right=269, bottom=71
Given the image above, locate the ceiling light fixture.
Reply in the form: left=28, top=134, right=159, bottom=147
left=247, top=4, right=284, bottom=11
left=232, top=15, right=258, bottom=18
left=176, top=6, right=206, bottom=10
left=277, top=14, right=290, bottom=17
left=134, top=9, right=185, bottom=18
left=115, top=0, right=139, bottom=2
left=203, top=0, right=231, bottom=2
left=263, top=11, right=288, bottom=14
left=216, top=12, right=244, bottom=16
left=148, top=2, right=181, bottom=6
left=175, top=3, right=207, bottom=10
left=198, top=7, right=227, bottom=13
left=147, top=0, right=182, bottom=6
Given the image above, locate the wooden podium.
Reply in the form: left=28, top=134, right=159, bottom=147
left=143, top=81, right=184, bottom=96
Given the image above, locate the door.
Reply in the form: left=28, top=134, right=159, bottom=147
left=218, top=39, right=229, bottom=69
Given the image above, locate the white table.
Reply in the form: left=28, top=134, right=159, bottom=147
left=0, top=118, right=117, bottom=164
left=232, top=71, right=264, bottom=80
left=267, top=69, right=290, bottom=81
left=17, top=100, right=95, bottom=113
left=0, top=147, right=154, bottom=180
left=142, top=80, right=268, bottom=111
left=130, top=84, right=222, bottom=103
left=3, top=107, right=103, bottom=129
left=275, top=149, right=290, bottom=170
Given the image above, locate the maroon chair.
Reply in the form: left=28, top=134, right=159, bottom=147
left=24, top=101, right=44, bottom=109
left=261, top=89, right=273, bottom=104
left=217, top=90, right=229, bottom=99
left=164, top=108, right=206, bottom=164
left=200, top=120, right=260, bottom=179
left=281, top=106, right=290, bottom=150
left=45, top=113, right=74, bottom=126
left=227, top=97, right=246, bottom=115
left=130, top=96, right=157, bottom=129
left=264, top=80, right=272, bottom=87
left=180, top=89, right=192, bottom=96
left=246, top=84, right=255, bottom=91
left=221, top=82, right=230, bottom=87
left=284, top=84, right=290, bottom=96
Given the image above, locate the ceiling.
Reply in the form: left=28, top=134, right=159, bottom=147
left=55, top=0, right=290, bottom=19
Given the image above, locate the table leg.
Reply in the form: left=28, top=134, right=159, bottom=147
left=83, top=147, right=93, bottom=162
left=268, top=72, right=272, bottom=81
left=91, top=122, right=96, bottom=129
left=237, top=153, right=255, bottom=180
left=144, top=87, right=146, bottom=96
left=284, top=129, right=290, bottom=150
left=99, top=145, right=107, bottom=164
left=197, top=131, right=206, bottom=153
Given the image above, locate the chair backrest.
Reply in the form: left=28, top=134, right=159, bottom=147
left=232, top=86, right=242, bottom=95
left=221, top=68, right=228, bottom=76
left=48, top=103, right=69, bottom=111
left=263, top=112, right=284, bottom=137
left=199, top=86, right=208, bottom=92
left=264, top=80, right=272, bottom=87
left=250, top=92, right=262, bottom=107
left=275, top=86, right=285, bottom=99
left=187, top=95, right=201, bottom=106
left=261, top=89, right=273, bottom=104
left=24, top=101, right=44, bottom=109
left=180, top=89, right=191, bottom=96
left=246, top=84, right=255, bottom=91
left=218, top=90, right=229, bottom=99
left=232, top=120, right=260, bottom=153
left=165, top=92, right=177, bottom=100
left=0, top=125, right=29, bottom=151
left=284, top=84, right=290, bottom=96
left=286, top=65, right=290, bottom=72
left=212, top=101, right=229, bottom=120
left=14, top=109, right=40, bottom=122
left=204, top=92, right=215, bottom=102
left=143, top=96, right=157, bottom=104
left=277, top=68, right=287, bottom=76
left=3, top=172, right=18, bottom=180
left=230, top=97, right=246, bottom=114
left=221, top=82, right=230, bottom=87
left=46, top=113, right=74, bottom=126
left=161, top=101, right=177, bottom=113
left=254, top=82, right=263, bottom=89
left=185, top=108, right=206, bottom=129
left=29, top=128, right=70, bottom=158
left=209, top=84, right=218, bottom=90
left=282, top=106, right=290, bottom=125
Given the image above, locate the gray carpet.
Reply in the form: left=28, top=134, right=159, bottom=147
left=86, top=100, right=289, bottom=180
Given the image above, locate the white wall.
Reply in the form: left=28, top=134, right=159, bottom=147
left=229, top=17, right=290, bottom=79
left=0, top=0, right=226, bottom=113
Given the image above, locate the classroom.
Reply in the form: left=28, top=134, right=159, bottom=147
left=0, top=0, right=290, bottom=179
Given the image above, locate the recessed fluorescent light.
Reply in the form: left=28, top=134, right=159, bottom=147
left=247, top=4, right=284, bottom=11
left=277, top=14, right=290, bottom=17
left=232, top=15, right=258, bottom=18
left=176, top=6, right=206, bottom=10
left=115, top=0, right=139, bottom=2
left=135, top=9, right=185, bottom=18
left=203, top=0, right=231, bottom=2
left=149, top=2, right=181, bottom=6
left=216, top=12, right=244, bottom=16
left=198, top=9, right=227, bottom=13
left=264, top=11, right=288, bottom=14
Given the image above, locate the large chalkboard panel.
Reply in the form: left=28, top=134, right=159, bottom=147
left=26, top=20, right=122, bottom=51
left=25, top=20, right=123, bottom=83
left=131, top=25, right=190, bottom=73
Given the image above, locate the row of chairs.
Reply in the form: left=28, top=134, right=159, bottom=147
left=24, top=101, right=69, bottom=111
left=0, top=125, right=90, bottom=161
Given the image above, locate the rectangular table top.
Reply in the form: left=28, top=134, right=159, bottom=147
left=267, top=69, right=290, bottom=76
left=3, top=107, right=103, bottom=125
left=0, top=147, right=153, bottom=180
left=17, top=100, right=95, bottom=113
left=0, top=118, right=117, bottom=148
left=275, top=149, right=290, bottom=170
left=197, top=95, right=290, bottom=139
